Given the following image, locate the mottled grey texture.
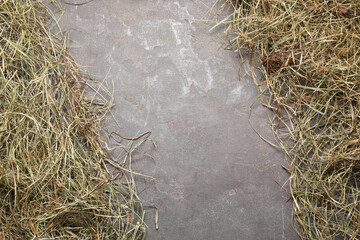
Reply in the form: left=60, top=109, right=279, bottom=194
left=60, top=0, right=299, bottom=239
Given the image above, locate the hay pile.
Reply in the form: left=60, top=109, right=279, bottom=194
left=0, top=0, right=145, bottom=239
left=220, top=0, right=360, bottom=239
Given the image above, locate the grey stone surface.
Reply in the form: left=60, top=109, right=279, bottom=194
left=59, top=0, right=299, bottom=239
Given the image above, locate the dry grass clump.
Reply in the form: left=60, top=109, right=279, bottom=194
left=0, top=1, right=146, bottom=239
left=219, top=0, right=360, bottom=239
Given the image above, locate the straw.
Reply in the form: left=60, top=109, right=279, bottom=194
left=0, top=1, right=146, bottom=239
left=217, top=0, right=360, bottom=239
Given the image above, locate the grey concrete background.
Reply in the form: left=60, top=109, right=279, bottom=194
left=59, top=0, right=299, bottom=239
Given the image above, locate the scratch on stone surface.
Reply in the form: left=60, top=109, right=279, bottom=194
left=143, top=75, right=159, bottom=127
left=227, top=85, right=244, bottom=104
left=123, top=14, right=217, bottom=96
left=167, top=1, right=194, bottom=21
left=204, top=61, right=214, bottom=91
left=144, top=98, right=151, bottom=127
left=228, top=189, right=236, bottom=196
left=75, top=13, right=81, bottom=22
left=170, top=22, right=183, bottom=45
left=126, top=27, right=132, bottom=36
left=171, top=190, right=185, bottom=200
left=143, top=38, right=150, bottom=50
left=155, top=179, right=185, bottom=200
left=147, top=75, right=159, bottom=88
left=163, top=2, right=215, bottom=95
left=182, top=84, right=191, bottom=95
left=170, top=20, right=215, bottom=95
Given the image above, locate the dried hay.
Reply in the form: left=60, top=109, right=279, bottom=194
left=218, top=0, right=360, bottom=239
left=0, top=0, right=146, bottom=239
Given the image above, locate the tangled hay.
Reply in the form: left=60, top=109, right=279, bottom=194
left=0, top=0, right=146, bottom=239
left=219, top=0, right=360, bottom=239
